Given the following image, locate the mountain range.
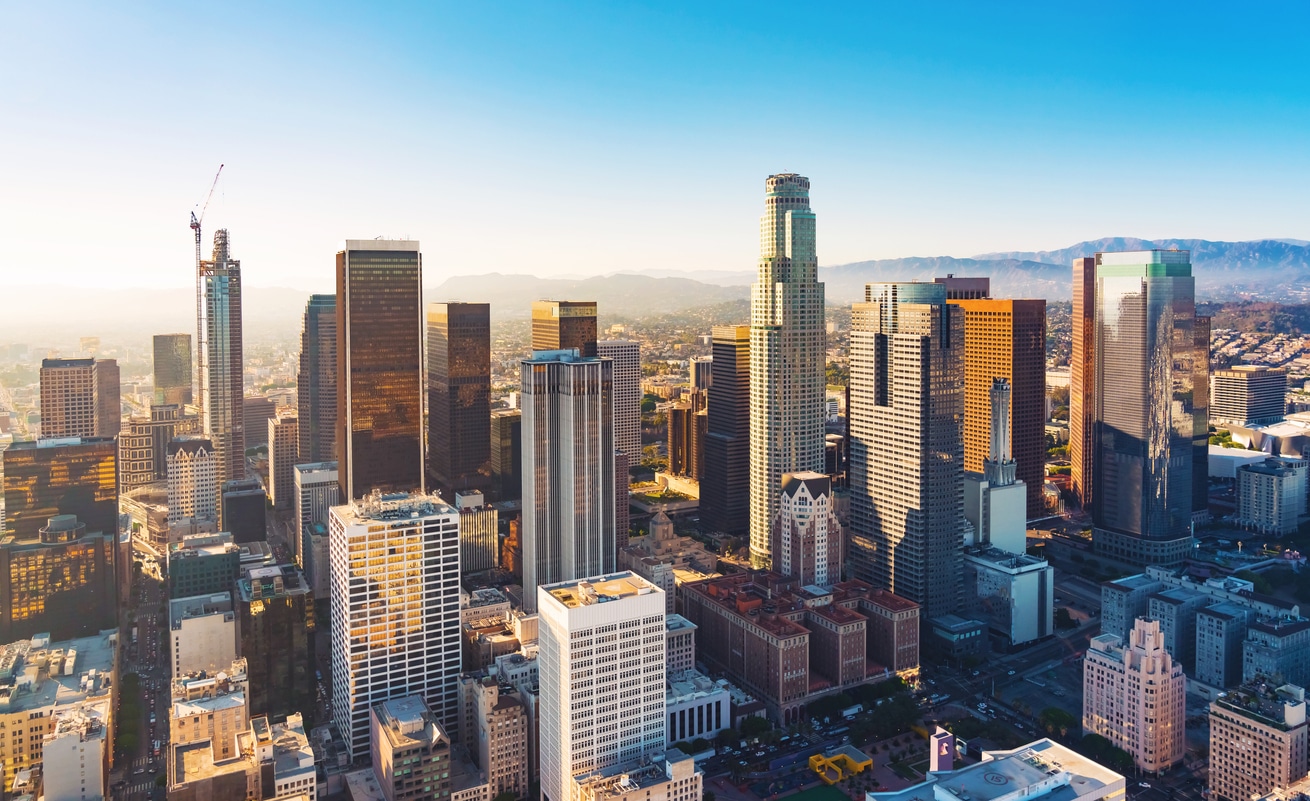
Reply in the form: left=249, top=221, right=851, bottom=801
left=4, top=238, right=1306, bottom=345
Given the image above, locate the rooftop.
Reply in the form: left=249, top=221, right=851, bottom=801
left=544, top=572, right=661, bottom=608
left=868, top=739, right=1122, bottom=801
left=170, top=593, right=234, bottom=627
left=1214, top=681, right=1306, bottom=729
left=336, top=491, right=455, bottom=524
left=374, top=696, right=447, bottom=751
left=1104, top=574, right=1162, bottom=592
left=45, top=699, right=108, bottom=744
left=0, top=631, right=117, bottom=713
left=964, top=546, right=1048, bottom=570
left=666, top=614, right=697, bottom=633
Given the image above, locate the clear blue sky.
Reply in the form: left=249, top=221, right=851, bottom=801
left=2, top=1, right=1307, bottom=290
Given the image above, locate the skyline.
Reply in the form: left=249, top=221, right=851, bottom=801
left=3, top=3, right=1308, bottom=290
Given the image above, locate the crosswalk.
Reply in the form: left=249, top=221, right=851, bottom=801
left=127, top=780, right=155, bottom=795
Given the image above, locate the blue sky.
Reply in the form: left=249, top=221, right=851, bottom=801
left=2, top=1, right=1307, bottom=290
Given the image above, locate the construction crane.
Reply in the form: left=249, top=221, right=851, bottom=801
left=189, top=164, right=224, bottom=269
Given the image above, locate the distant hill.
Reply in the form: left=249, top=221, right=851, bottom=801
left=973, top=238, right=1310, bottom=299
left=818, top=257, right=1068, bottom=303
left=426, top=273, right=747, bottom=319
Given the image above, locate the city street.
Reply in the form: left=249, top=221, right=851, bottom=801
left=112, top=548, right=172, bottom=801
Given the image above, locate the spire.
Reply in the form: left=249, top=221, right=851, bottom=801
left=983, top=377, right=1017, bottom=486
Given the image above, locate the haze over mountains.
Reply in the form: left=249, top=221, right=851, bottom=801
left=5, top=238, right=1306, bottom=344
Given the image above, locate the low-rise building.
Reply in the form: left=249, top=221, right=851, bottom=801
left=1197, top=602, right=1257, bottom=689
left=1083, top=619, right=1185, bottom=773
left=619, top=511, right=720, bottom=614
left=1209, top=681, right=1308, bottom=801
left=42, top=700, right=110, bottom=801
left=0, top=631, right=117, bottom=793
left=1245, top=617, right=1310, bottom=688
left=866, top=739, right=1124, bottom=801
left=963, top=546, right=1054, bottom=649
left=1101, top=574, right=1165, bottom=643
left=461, top=588, right=512, bottom=626
left=168, top=532, right=241, bottom=598
left=666, top=671, right=729, bottom=747
left=666, top=615, right=697, bottom=675
left=168, top=713, right=315, bottom=801
left=171, top=660, right=250, bottom=763
left=572, top=750, right=702, bottom=801
left=370, top=696, right=452, bottom=801
left=1147, top=587, right=1210, bottom=673
left=461, top=676, right=529, bottom=800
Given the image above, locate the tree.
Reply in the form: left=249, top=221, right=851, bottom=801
left=741, top=715, right=771, bottom=738
left=1079, top=733, right=1134, bottom=774
left=716, top=726, right=740, bottom=746
left=493, top=793, right=517, bottom=801
left=1038, top=707, right=1077, bottom=738
left=1054, top=608, right=1076, bottom=630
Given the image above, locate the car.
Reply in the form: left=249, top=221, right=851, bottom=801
left=971, top=669, right=981, bottom=677
left=1007, top=669, right=1016, bottom=676
left=755, top=750, right=765, bottom=757
left=1139, top=782, right=1151, bottom=789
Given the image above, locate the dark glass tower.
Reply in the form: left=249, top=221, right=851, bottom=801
left=297, top=294, right=338, bottom=464
left=2, top=438, right=118, bottom=540
left=700, top=325, right=750, bottom=535
left=153, top=333, right=193, bottom=406
left=1089, top=250, right=1208, bottom=567
left=531, top=300, right=597, bottom=357
left=427, top=302, right=492, bottom=500
left=489, top=409, right=522, bottom=502
left=0, top=515, right=116, bottom=641
left=336, top=240, right=425, bottom=501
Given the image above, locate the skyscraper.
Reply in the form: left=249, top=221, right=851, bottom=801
left=426, top=302, right=492, bottom=500
left=949, top=297, right=1046, bottom=519
left=268, top=411, right=299, bottom=509
left=521, top=350, right=615, bottom=613
left=849, top=282, right=966, bottom=620
left=538, top=572, right=667, bottom=801
left=532, top=300, right=597, bottom=357
left=329, top=493, right=461, bottom=760
left=771, top=472, right=842, bottom=586
left=489, top=409, right=522, bottom=502
left=2, top=437, right=117, bottom=540
left=167, top=437, right=218, bottom=525
left=197, top=229, right=246, bottom=486
left=336, top=240, right=424, bottom=502
left=296, top=294, right=337, bottom=464
left=0, top=514, right=116, bottom=641
left=1086, top=250, right=1208, bottom=567
left=597, top=340, right=641, bottom=464
left=38, top=358, right=120, bottom=439
left=749, top=174, right=825, bottom=567
left=1070, top=257, right=1096, bottom=510
left=236, top=563, right=313, bottom=722
left=701, top=325, right=750, bottom=535
left=1211, top=365, right=1288, bottom=426
left=118, top=403, right=201, bottom=493
left=153, top=333, right=193, bottom=406
left=1083, top=618, right=1186, bottom=773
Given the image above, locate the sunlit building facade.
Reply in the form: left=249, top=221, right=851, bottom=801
left=297, top=294, right=338, bottom=464
left=198, top=229, right=246, bottom=487
left=427, top=302, right=492, bottom=500
left=153, top=333, right=193, bottom=406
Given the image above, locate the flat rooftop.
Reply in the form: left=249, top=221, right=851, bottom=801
left=0, top=631, right=117, bottom=713
left=544, top=572, right=660, bottom=608
left=335, top=492, right=455, bottom=524
left=869, top=739, right=1122, bottom=801
left=666, top=614, right=697, bottom=633
left=1104, top=574, right=1161, bottom=592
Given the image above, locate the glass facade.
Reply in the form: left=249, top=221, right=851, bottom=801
left=531, top=300, right=597, bottom=357
left=153, top=333, right=193, bottom=406
left=427, top=302, right=492, bottom=500
left=198, top=229, right=246, bottom=487
left=702, top=325, right=751, bottom=535
left=238, top=565, right=314, bottom=723
left=489, top=409, right=522, bottom=502
left=298, top=294, right=338, bottom=464
left=0, top=516, right=116, bottom=641
left=336, top=243, right=425, bottom=501
left=1092, top=250, right=1207, bottom=565
left=2, top=438, right=118, bottom=541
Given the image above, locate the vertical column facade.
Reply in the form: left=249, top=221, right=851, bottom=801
left=702, top=325, right=750, bottom=535
left=427, top=302, right=492, bottom=500
left=198, top=229, right=246, bottom=487
left=297, top=294, right=337, bottom=464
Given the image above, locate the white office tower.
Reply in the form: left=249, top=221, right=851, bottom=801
left=749, top=173, right=826, bottom=568
left=521, top=350, right=615, bottom=613
left=771, top=472, right=843, bottom=586
left=167, top=436, right=218, bottom=525
left=597, top=340, right=641, bottom=463
left=849, top=282, right=966, bottom=620
left=328, top=492, right=462, bottom=760
left=539, top=572, right=667, bottom=801
left=963, top=378, right=1027, bottom=553
left=293, top=461, right=339, bottom=573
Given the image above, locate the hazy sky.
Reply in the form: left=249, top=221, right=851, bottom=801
left=3, top=2, right=1307, bottom=290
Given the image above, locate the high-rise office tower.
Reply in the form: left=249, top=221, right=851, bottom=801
left=455, top=490, right=498, bottom=574
left=849, top=282, right=966, bottom=620
left=597, top=340, right=641, bottom=463
left=933, top=275, right=991, bottom=300
left=538, top=572, right=667, bottom=801
left=118, top=403, right=201, bottom=493
left=329, top=493, right=461, bottom=760
left=293, top=461, right=338, bottom=566
left=297, top=294, right=337, bottom=464
left=1083, top=618, right=1186, bottom=773
left=153, top=333, right=193, bottom=406
left=771, top=472, right=842, bottom=586
left=3, top=437, right=117, bottom=540
left=1085, top=250, right=1208, bottom=567
left=236, top=563, right=313, bottom=722
left=197, top=229, right=245, bottom=487
left=221, top=478, right=266, bottom=543
left=38, top=358, right=120, bottom=438
left=701, top=325, right=750, bottom=535
left=268, top=412, right=299, bottom=509
left=668, top=389, right=706, bottom=479
left=531, top=300, right=597, bottom=357
left=489, top=409, right=522, bottom=502
left=0, top=514, right=116, bottom=641
left=336, top=240, right=425, bottom=502
left=948, top=296, right=1046, bottom=519
left=748, top=174, right=825, bottom=567
left=1209, top=681, right=1308, bottom=801
left=167, top=437, right=218, bottom=525
left=1211, top=365, right=1288, bottom=426
left=1070, top=257, right=1096, bottom=509
left=690, top=356, right=713, bottom=391
left=963, top=379, right=1028, bottom=554
left=521, top=350, right=615, bottom=613
left=427, top=302, right=492, bottom=500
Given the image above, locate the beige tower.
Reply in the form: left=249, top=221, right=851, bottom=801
left=1082, top=618, right=1186, bottom=773
left=749, top=174, right=825, bottom=567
